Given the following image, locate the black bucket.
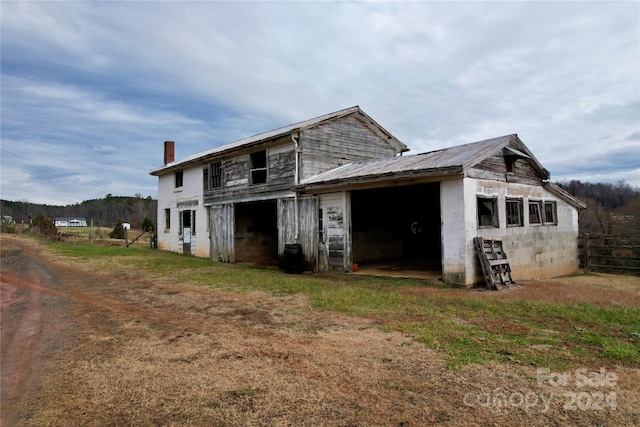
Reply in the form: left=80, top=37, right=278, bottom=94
left=283, top=243, right=304, bottom=274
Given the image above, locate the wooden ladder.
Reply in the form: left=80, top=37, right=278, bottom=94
left=474, top=237, right=515, bottom=290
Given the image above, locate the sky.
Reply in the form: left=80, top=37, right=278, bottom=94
left=1, top=1, right=639, bottom=206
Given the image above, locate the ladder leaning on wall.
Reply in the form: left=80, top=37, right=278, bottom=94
left=474, top=237, right=515, bottom=290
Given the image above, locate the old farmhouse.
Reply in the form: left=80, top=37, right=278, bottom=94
left=150, top=106, right=585, bottom=287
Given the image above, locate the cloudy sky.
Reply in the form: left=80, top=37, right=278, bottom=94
left=1, top=1, right=638, bottom=205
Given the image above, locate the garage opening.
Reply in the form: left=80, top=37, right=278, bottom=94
left=234, top=200, right=278, bottom=264
left=351, top=183, right=441, bottom=276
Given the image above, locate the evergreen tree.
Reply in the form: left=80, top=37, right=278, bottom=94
left=110, top=220, right=126, bottom=239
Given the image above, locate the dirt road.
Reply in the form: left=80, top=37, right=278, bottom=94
left=1, top=235, right=638, bottom=426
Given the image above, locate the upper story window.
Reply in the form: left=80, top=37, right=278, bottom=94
left=250, top=150, right=268, bottom=185
left=477, top=197, right=499, bottom=228
left=175, top=171, right=184, bottom=188
left=203, top=162, right=223, bottom=191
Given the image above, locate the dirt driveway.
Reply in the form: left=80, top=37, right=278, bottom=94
left=1, top=235, right=638, bottom=426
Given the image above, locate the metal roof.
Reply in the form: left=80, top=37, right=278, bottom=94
left=298, top=134, right=537, bottom=189
left=150, top=106, right=407, bottom=176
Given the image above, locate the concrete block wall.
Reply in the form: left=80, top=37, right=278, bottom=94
left=440, top=179, right=468, bottom=285
left=467, top=178, right=580, bottom=285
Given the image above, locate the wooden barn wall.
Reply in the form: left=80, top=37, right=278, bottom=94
left=300, top=116, right=398, bottom=180
left=209, top=204, right=235, bottom=262
left=204, top=138, right=296, bottom=205
left=468, top=154, right=542, bottom=185
left=277, top=197, right=319, bottom=271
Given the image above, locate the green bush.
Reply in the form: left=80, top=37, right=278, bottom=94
left=110, top=220, right=125, bottom=239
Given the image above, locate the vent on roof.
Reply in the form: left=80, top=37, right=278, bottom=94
left=503, top=147, right=530, bottom=173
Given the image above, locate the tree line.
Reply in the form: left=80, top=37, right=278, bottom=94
left=557, top=180, right=640, bottom=236
left=1, top=194, right=158, bottom=230
left=2, top=180, right=638, bottom=237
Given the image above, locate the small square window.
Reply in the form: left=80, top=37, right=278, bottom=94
left=544, top=201, right=557, bottom=224
left=211, top=162, right=223, bottom=188
left=477, top=197, right=499, bottom=228
left=204, top=162, right=223, bottom=191
left=506, top=198, right=524, bottom=226
left=529, top=201, right=542, bottom=225
left=250, top=151, right=268, bottom=185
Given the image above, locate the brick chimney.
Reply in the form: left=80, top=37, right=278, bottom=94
left=164, top=141, right=175, bottom=165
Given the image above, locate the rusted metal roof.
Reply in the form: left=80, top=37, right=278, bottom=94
left=298, top=134, right=549, bottom=191
left=150, top=106, right=408, bottom=176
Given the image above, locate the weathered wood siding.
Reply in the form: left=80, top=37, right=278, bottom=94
left=277, top=197, right=319, bottom=271
left=468, top=154, right=542, bottom=185
left=210, top=204, right=235, bottom=262
left=318, top=192, right=352, bottom=272
left=204, top=138, right=296, bottom=205
left=300, top=116, right=399, bottom=180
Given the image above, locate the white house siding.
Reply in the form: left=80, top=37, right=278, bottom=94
left=467, top=178, right=580, bottom=285
left=157, top=165, right=208, bottom=257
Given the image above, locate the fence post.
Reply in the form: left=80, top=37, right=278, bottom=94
left=583, top=232, right=590, bottom=273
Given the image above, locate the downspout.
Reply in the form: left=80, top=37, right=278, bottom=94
left=292, top=132, right=300, bottom=241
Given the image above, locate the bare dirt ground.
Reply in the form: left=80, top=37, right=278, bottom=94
left=1, top=235, right=639, bottom=426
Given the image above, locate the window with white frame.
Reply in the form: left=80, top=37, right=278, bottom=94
left=506, top=198, right=524, bottom=227
left=477, top=197, right=499, bottom=228
left=528, top=200, right=543, bottom=225
left=544, top=201, right=557, bottom=225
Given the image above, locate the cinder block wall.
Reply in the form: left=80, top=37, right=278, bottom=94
left=468, top=179, right=580, bottom=285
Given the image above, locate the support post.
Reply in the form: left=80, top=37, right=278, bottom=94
left=583, top=233, right=590, bottom=273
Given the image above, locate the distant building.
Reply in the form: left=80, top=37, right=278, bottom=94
left=54, top=217, right=88, bottom=227
left=2, top=215, right=14, bottom=224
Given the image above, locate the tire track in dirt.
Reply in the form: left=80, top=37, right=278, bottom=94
left=1, top=267, right=67, bottom=426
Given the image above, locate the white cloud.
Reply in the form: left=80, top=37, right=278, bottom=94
left=1, top=0, right=639, bottom=204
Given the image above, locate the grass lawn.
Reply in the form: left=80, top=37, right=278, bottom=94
left=49, top=240, right=640, bottom=370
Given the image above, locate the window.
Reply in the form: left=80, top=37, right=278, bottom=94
left=250, top=150, right=268, bottom=185
left=175, top=171, right=183, bottom=188
left=544, top=201, right=557, bottom=224
left=203, top=162, right=223, bottom=191
left=506, top=198, right=524, bottom=226
left=164, top=209, right=171, bottom=230
left=211, top=162, right=223, bottom=188
left=529, top=201, right=542, bottom=225
left=203, top=166, right=208, bottom=191
left=477, top=197, right=498, bottom=228
left=318, top=208, right=324, bottom=243
left=505, top=156, right=516, bottom=173
left=191, top=210, right=196, bottom=236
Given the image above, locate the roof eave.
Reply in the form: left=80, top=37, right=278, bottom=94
left=543, top=182, right=587, bottom=209
left=296, top=166, right=464, bottom=193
